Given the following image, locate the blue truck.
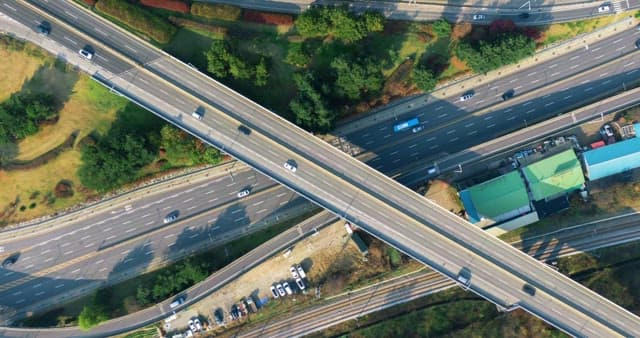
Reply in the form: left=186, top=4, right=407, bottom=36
left=393, top=117, right=419, bottom=132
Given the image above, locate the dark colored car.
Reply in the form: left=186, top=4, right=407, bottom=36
left=238, top=125, right=251, bottom=135
left=37, top=21, right=51, bottom=36
left=502, top=89, right=515, bottom=101
left=523, top=284, right=536, bottom=296
left=520, top=12, right=530, bottom=19
left=214, top=308, right=224, bottom=325
left=635, top=39, right=640, bottom=49
left=2, top=253, right=19, bottom=268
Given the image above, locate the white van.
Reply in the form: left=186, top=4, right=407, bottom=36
left=169, top=297, right=185, bottom=309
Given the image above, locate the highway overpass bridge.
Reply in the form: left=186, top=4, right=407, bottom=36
left=1, top=1, right=640, bottom=336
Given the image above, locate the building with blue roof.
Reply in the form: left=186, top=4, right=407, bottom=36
left=583, top=123, right=640, bottom=181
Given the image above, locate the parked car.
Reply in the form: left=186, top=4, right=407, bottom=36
left=276, top=283, right=286, bottom=297
left=598, top=4, right=611, bottom=12
left=214, top=308, right=225, bottom=325
left=230, top=305, right=239, bottom=320
left=472, top=14, right=486, bottom=20
left=296, top=265, right=306, bottom=279
left=601, top=124, right=614, bottom=137
left=459, top=91, right=474, bottom=102
left=237, top=189, right=250, bottom=198
left=284, top=160, right=297, bottom=173
left=290, top=266, right=299, bottom=279
left=193, top=318, right=202, bottom=331
left=295, top=278, right=306, bottom=290
left=188, top=319, right=197, bottom=332
left=283, top=282, right=293, bottom=295
left=270, top=285, right=280, bottom=298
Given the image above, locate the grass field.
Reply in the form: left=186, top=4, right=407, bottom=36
left=540, top=15, right=620, bottom=45
left=0, top=42, right=128, bottom=224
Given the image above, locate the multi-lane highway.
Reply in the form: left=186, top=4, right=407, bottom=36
left=3, top=0, right=640, bottom=336
left=205, top=0, right=640, bottom=24
left=10, top=1, right=638, bottom=337
left=236, top=212, right=640, bottom=337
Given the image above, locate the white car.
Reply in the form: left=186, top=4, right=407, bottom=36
left=459, top=92, right=474, bottom=102
left=598, top=4, right=611, bottom=12
left=163, top=213, right=178, bottom=224
left=237, top=189, right=250, bottom=198
left=296, top=265, right=306, bottom=279
left=188, top=319, right=197, bottom=332
left=472, top=14, right=486, bottom=20
left=290, top=266, right=299, bottom=279
left=295, top=278, right=306, bottom=290
left=276, top=283, right=286, bottom=297
left=411, top=125, right=424, bottom=133
left=283, top=282, right=293, bottom=295
left=283, top=161, right=297, bottom=173
left=78, top=48, right=93, bottom=60
left=193, top=318, right=202, bottom=331
left=191, top=110, right=203, bottom=120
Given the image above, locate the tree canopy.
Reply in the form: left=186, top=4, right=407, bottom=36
left=295, top=6, right=384, bottom=43
left=456, top=33, right=536, bottom=73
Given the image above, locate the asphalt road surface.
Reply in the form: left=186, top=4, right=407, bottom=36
left=2, top=1, right=640, bottom=336
left=206, top=0, right=640, bottom=24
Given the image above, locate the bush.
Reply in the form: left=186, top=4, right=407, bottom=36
left=168, top=16, right=227, bottom=35
left=243, top=10, right=293, bottom=26
left=431, top=19, right=451, bottom=38
left=295, top=6, right=384, bottom=43
left=0, top=92, right=58, bottom=144
left=412, top=65, right=437, bottom=92
left=140, top=0, right=189, bottom=13
left=456, top=33, right=536, bottom=73
left=289, top=71, right=335, bottom=132
left=95, top=0, right=177, bottom=43
left=190, top=2, right=241, bottom=21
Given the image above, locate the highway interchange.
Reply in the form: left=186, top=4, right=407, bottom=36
left=1, top=0, right=640, bottom=336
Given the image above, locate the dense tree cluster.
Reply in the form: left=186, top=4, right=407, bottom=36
left=205, top=40, right=270, bottom=86
left=295, top=6, right=384, bottom=43
left=289, top=71, right=334, bottom=132
left=95, top=0, right=177, bottom=43
left=0, top=92, right=57, bottom=144
left=456, top=32, right=536, bottom=73
left=330, top=56, right=384, bottom=100
left=160, top=125, right=221, bottom=164
left=135, top=260, right=207, bottom=306
left=431, top=19, right=451, bottom=39
left=77, top=289, right=111, bottom=330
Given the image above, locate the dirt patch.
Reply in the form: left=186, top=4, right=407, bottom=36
left=450, top=22, right=472, bottom=41
left=424, top=179, right=463, bottom=214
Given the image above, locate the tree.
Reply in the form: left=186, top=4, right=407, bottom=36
left=290, top=71, right=335, bottom=132
left=330, top=56, right=383, bottom=100
left=412, top=65, right=437, bottom=92
left=455, top=33, right=535, bottom=73
left=254, top=57, right=269, bottom=86
left=295, top=6, right=384, bottom=43
left=362, top=11, right=385, bottom=33
left=78, top=304, right=108, bottom=330
left=205, top=40, right=252, bottom=80
left=431, top=19, right=451, bottom=39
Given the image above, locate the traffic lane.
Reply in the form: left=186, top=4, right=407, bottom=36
left=368, top=59, right=640, bottom=174
left=27, top=0, right=163, bottom=66
left=0, top=167, right=275, bottom=274
left=0, top=187, right=306, bottom=309
left=0, top=1, right=132, bottom=75
left=342, top=26, right=640, bottom=150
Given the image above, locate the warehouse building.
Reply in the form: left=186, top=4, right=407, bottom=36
left=583, top=123, right=640, bottom=181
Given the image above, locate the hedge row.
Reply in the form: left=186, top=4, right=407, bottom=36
left=190, top=2, right=241, bottom=21
left=243, top=10, right=293, bottom=26
left=140, top=0, right=189, bottom=14
left=168, top=16, right=228, bottom=35
left=95, top=0, right=176, bottom=43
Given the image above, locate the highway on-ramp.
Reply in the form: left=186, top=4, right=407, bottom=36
left=2, top=1, right=640, bottom=336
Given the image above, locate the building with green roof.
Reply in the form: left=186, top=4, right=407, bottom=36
left=459, top=171, right=531, bottom=225
left=521, top=149, right=585, bottom=201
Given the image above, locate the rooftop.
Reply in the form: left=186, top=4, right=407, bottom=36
left=522, top=149, right=584, bottom=201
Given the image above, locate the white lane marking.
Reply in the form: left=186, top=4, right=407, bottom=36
left=187, top=206, right=197, bottom=211
left=63, top=36, right=78, bottom=45
left=234, top=217, right=246, bottom=222
left=35, top=291, right=45, bottom=297
left=531, top=79, right=540, bottom=84
left=509, top=78, right=518, bottom=83
left=449, top=137, right=459, bottom=143
left=602, top=79, right=612, bottom=85
left=591, top=47, right=601, bottom=51
left=277, top=192, right=287, bottom=197
left=527, top=71, right=537, bottom=76
left=599, top=72, right=609, bottom=78
left=64, top=10, right=78, bottom=19
left=487, top=123, right=495, bottom=128
left=427, top=136, right=436, bottom=142
left=205, top=190, right=215, bottom=195
left=550, top=71, right=560, bottom=77
left=96, top=55, right=109, bottom=63
left=514, top=85, right=523, bottom=90
left=257, top=208, right=268, bottom=214
left=624, top=62, right=635, bottom=67
left=595, top=54, right=604, bottom=60
left=209, top=198, right=218, bottom=203
left=121, top=249, right=131, bottom=255
left=390, top=150, right=399, bottom=156
left=61, top=242, right=70, bottom=248
left=84, top=242, right=95, bottom=248
left=184, top=198, right=193, bottom=203
left=393, top=158, right=401, bottom=163
left=24, top=264, right=34, bottom=269
left=464, top=122, right=474, bottom=128
left=145, top=221, right=154, bottom=226
left=580, top=79, right=590, bottom=85
left=507, top=116, right=516, bottom=121
left=490, top=85, right=500, bottom=90
left=435, top=106, right=444, bottom=111
left=32, top=283, right=42, bottom=289
left=124, top=44, right=138, bottom=53
left=189, top=233, right=199, bottom=239
left=141, top=213, right=152, bottom=218
left=569, top=55, right=580, bottom=61
left=522, top=102, right=532, bottom=106
left=613, top=38, right=623, bottom=44
left=63, top=250, right=73, bottom=255
left=99, top=267, right=107, bottom=272
left=106, top=235, right=116, bottom=240
left=44, top=257, right=54, bottom=263
left=476, top=99, right=485, bottom=104
left=103, top=227, right=112, bottom=232
left=164, top=233, right=175, bottom=239
left=563, top=95, right=573, bottom=100
left=41, top=249, right=51, bottom=255
left=231, top=209, right=242, bottom=214
left=96, top=259, right=104, bottom=264
left=125, top=228, right=136, bottom=233
left=585, top=87, right=593, bottom=92
left=467, top=130, right=477, bottom=136
left=504, top=108, right=512, bottom=113
left=123, top=220, right=132, bottom=225
left=627, top=69, right=639, bottom=75
left=383, top=134, right=391, bottom=139
left=446, top=129, right=456, bottom=135
left=71, top=269, right=80, bottom=274
left=429, top=144, right=439, bottom=150
left=484, top=115, right=493, bottom=120
left=146, top=251, right=154, bottom=255
left=438, top=113, right=448, bottom=118
left=525, top=109, right=535, bottom=114
left=569, top=64, right=580, bottom=69
left=548, top=63, right=557, bottom=68
left=124, top=258, right=133, bottom=264
left=80, top=235, right=91, bottom=241
left=253, top=200, right=264, bottom=206
left=409, top=143, right=417, bottom=149
left=3, top=3, right=17, bottom=11
left=544, top=101, right=555, bottom=107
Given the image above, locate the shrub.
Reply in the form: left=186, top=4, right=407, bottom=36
left=190, top=2, right=241, bottom=21
left=82, top=0, right=97, bottom=6
left=431, top=19, right=451, bottom=38
left=456, top=33, right=536, bottom=73
left=242, top=10, right=293, bottom=26
left=168, top=16, right=227, bottom=35
left=95, top=0, right=177, bottom=43
left=140, top=0, right=189, bottom=13
left=295, top=6, right=384, bottom=43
